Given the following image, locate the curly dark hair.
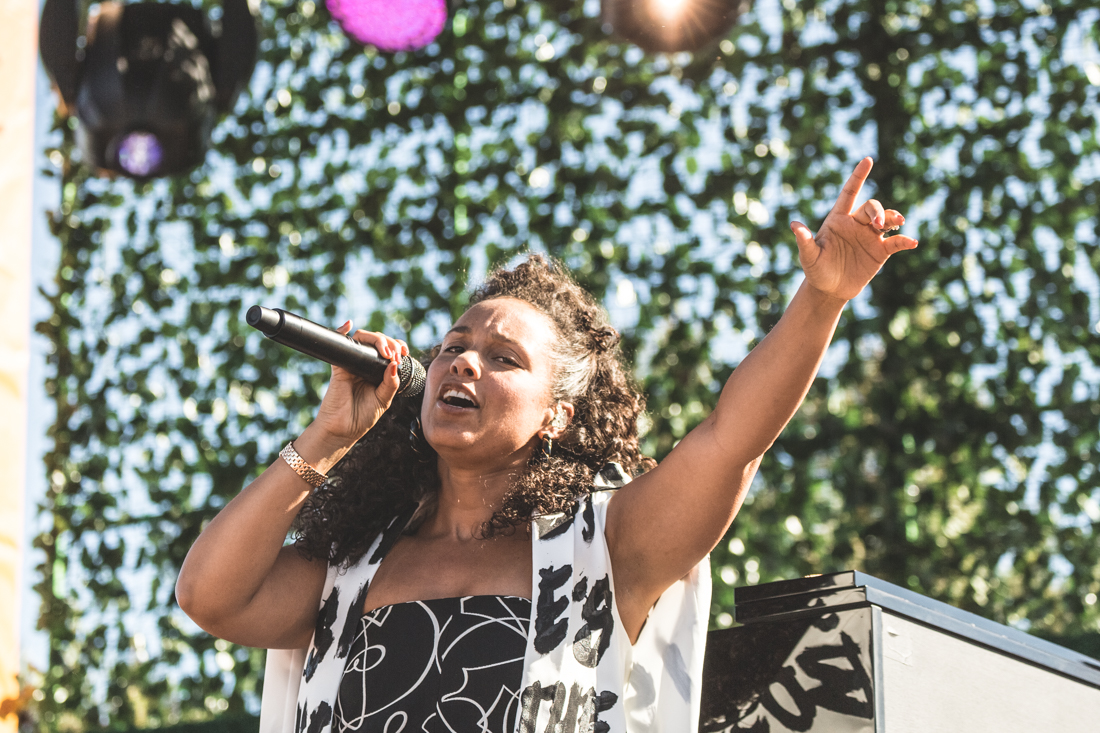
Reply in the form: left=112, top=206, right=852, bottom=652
left=293, top=254, right=655, bottom=567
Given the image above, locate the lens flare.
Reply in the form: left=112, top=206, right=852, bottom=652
left=117, top=132, right=164, bottom=177
left=603, top=0, right=747, bottom=54
left=653, top=0, right=691, bottom=21
left=326, top=0, right=448, bottom=51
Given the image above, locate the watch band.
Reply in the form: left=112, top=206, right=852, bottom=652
left=279, top=441, right=328, bottom=489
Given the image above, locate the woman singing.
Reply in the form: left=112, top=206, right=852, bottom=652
left=176, top=158, right=916, bottom=733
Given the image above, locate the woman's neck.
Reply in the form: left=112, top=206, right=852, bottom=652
left=426, top=458, right=527, bottom=539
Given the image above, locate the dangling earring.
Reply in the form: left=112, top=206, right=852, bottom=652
left=538, top=406, right=566, bottom=461
left=409, top=417, right=435, bottom=463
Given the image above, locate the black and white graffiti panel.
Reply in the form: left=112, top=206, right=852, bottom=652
left=701, top=608, right=875, bottom=733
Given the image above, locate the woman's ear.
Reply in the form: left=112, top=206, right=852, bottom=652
left=541, top=402, right=574, bottom=440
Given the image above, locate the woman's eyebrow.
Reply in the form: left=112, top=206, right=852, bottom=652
left=444, top=325, right=526, bottom=350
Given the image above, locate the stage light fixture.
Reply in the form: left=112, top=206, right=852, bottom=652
left=39, top=0, right=258, bottom=179
left=601, top=0, right=750, bottom=54
left=117, top=131, right=164, bottom=177
left=325, top=0, right=448, bottom=52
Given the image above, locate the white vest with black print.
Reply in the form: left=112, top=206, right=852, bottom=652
left=259, top=464, right=712, bottom=733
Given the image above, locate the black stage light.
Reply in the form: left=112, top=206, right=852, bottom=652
left=601, top=0, right=750, bottom=54
left=39, top=0, right=258, bottom=179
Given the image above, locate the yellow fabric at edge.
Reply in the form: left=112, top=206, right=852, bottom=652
left=0, top=0, right=38, bottom=729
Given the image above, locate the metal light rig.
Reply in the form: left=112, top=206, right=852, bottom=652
left=39, top=0, right=258, bottom=179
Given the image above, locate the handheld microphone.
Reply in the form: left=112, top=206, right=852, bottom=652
left=246, top=306, right=426, bottom=397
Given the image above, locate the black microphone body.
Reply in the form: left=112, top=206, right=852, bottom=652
left=246, top=306, right=426, bottom=397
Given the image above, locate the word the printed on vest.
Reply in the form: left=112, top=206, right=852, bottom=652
left=518, top=680, right=619, bottom=733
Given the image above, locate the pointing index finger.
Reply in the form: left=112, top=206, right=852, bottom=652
left=832, top=157, right=874, bottom=216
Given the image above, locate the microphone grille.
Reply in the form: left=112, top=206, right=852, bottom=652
left=396, top=356, right=427, bottom=397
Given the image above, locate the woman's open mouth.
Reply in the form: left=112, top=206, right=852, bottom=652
left=440, top=389, right=478, bottom=409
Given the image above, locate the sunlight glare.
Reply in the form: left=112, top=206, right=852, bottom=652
left=652, top=0, right=691, bottom=21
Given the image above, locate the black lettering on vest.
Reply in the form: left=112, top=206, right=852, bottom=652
left=337, top=581, right=370, bottom=659
left=535, top=564, right=572, bottom=653
left=559, top=682, right=585, bottom=733
left=303, top=586, right=340, bottom=681
left=594, top=689, right=618, bottom=733
left=518, top=680, right=566, bottom=733
left=536, top=511, right=573, bottom=540
left=572, top=576, right=588, bottom=602
left=521, top=684, right=618, bottom=733
left=573, top=575, right=613, bottom=667
left=581, top=495, right=595, bottom=543
left=303, top=701, right=332, bottom=733
left=577, top=687, right=619, bottom=733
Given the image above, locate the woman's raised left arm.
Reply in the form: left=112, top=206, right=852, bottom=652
left=606, top=158, right=918, bottom=640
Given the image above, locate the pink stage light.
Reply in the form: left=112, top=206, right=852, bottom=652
left=326, top=0, right=448, bottom=51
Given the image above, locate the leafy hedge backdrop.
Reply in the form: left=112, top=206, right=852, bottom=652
left=29, top=0, right=1100, bottom=728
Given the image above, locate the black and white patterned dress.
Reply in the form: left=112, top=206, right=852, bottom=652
left=332, top=595, right=531, bottom=733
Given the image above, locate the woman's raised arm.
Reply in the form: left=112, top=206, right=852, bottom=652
left=606, top=158, right=919, bottom=640
left=175, top=327, right=408, bottom=649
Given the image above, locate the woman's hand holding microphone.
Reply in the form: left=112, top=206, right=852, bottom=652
left=308, top=323, right=410, bottom=454
left=177, top=318, right=413, bottom=644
